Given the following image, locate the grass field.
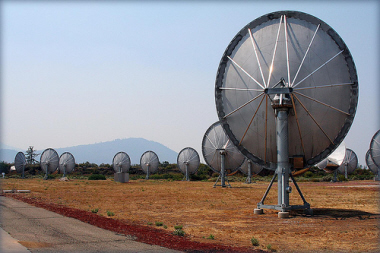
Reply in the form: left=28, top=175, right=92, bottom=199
left=1, top=178, right=379, bottom=252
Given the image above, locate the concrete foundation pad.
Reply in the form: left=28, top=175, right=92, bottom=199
left=278, top=212, right=290, bottom=218
left=254, top=208, right=264, bottom=215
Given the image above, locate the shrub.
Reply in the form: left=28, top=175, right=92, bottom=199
left=163, top=225, right=168, bottom=229
left=88, top=174, right=106, bottom=180
left=207, top=234, right=215, bottom=240
left=322, top=175, right=332, bottom=182
left=91, top=208, right=99, bottom=213
left=106, top=211, right=114, bottom=216
left=304, top=171, right=314, bottom=178
left=155, top=221, right=163, bottom=226
left=251, top=237, right=259, bottom=246
left=173, top=229, right=185, bottom=236
left=174, top=225, right=183, bottom=230
left=338, top=174, right=348, bottom=182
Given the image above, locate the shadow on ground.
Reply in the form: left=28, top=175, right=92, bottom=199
left=291, top=208, right=380, bottom=220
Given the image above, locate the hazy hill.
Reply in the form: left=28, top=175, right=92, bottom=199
left=0, top=149, right=19, bottom=163
left=0, top=138, right=178, bottom=165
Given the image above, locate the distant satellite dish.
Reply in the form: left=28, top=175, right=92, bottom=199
left=59, top=152, right=75, bottom=177
left=14, top=152, right=26, bottom=178
left=366, top=149, right=378, bottom=174
left=315, top=159, right=328, bottom=171
left=366, top=149, right=379, bottom=181
left=177, top=147, right=200, bottom=181
left=202, top=122, right=245, bottom=187
left=40, top=148, right=59, bottom=179
left=323, top=141, right=346, bottom=173
left=369, top=130, right=380, bottom=167
left=337, top=148, right=358, bottom=178
left=240, top=159, right=263, bottom=184
left=112, top=152, right=131, bottom=173
left=140, top=151, right=159, bottom=179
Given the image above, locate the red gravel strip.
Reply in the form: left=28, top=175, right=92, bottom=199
left=8, top=195, right=264, bottom=253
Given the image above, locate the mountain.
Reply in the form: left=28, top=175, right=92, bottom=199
left=0, top=138, right=178, bottom=165
left=0, top=149, right=20, bottom=163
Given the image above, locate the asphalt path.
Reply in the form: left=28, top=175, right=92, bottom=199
left=0, top=196, right=182, bottom=253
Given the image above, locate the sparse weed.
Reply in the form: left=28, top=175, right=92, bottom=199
left=251, top=237, right=259, bottom=246
left=174, top=225, right=183, bottom=230
left=172, top=229, right=185, bottom=236
left=207, top=234, right=215, bottom=240
left=91, top=208, right=99, bottom=213
left=147, top=222, right=153, bottom=225
left=155, top=221, right=163, bottom=226
left=267, top=244, right=277, bottom=252
left=106, top=211, right=114, bottom=216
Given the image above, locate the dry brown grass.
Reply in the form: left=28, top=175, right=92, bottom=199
left=1, top=178, right=379, bottom=252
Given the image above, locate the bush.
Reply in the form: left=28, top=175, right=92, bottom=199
left=322, top=175, right=332, bottom=182
left=106, top=211, right=114, bottom=216
left=91, top=208, right=99, bottom=213
left=88, top=174, right=106, bottom=180
left=338, top=174, right=348, bottom=182
left=173, top=229, right=185, bottom=236
left=207, top=234, right=215, bottom=240
left=174, top=225, right=183, bottom=230
left=155, top=221, right=163, bottom=226
left=304, top=171, right=314, bottom=178
left=251, top=237, right=259, bottom=246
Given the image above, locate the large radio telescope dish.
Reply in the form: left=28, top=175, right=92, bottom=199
left=177, top=147, right=200, bottom=181
left=366, top=150, right=378, bottom=174
left=40, top=148, right=59, bottom=176
left=140, top=151, right=159, bottom=179
left=14, top=152, right=27, bottom=178
left=337, top=148, right=358, bottom=176
left=369, top=130, right=380, bottom=167
left=202, top=122, right=245, bottom=173
left=59, top=152, right=75, bottom=177
left=215, top=10, right=358, bottom=169
left=112, top=152, right=131, bottom=173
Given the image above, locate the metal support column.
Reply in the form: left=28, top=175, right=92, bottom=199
left=146, top=164, right=150, bottom=180
left=276, top=109, right=290, bottom=210
left=220, top=150, right=226, bottom=187
left=246, top=160, right=252, bottom=184
left=185, top=163, right=189, bottom=181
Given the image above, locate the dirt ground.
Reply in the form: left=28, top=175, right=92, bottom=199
left=1, top=178, right=379, bottom=252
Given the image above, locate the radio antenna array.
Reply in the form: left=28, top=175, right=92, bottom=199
left=40, top=148, right=59, bottom=180
left=177, top=147, right=200, bottom=181
left=215, top=11, right=358, bottom=217
left=240, top=159, right=263, bottom=184
left=337, top=148, right=358, bottom=179
left=140, top=151, right=159, bottom=179
left=14, top=152, right=27, bottom=179
left=202, top=122, right=245, bottom=187
left=59, top=152, right=75, bottom=177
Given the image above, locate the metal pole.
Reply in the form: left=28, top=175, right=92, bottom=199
left=146, top=164, right=150, bottom=179
left=345, top=163, right=348, bottom=179
left=247, top=160, right=252, bottom=184
left=220, top=150, right=226, bottom=187
left=276, top=109, right=290, bottom=210
left=185, top=163, right=189, bottom=181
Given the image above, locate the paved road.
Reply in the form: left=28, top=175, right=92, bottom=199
left=0, top=196, right=182, bottom=253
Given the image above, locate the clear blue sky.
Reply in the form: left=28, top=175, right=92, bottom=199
left=1, top=1, right=379, bottom=166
